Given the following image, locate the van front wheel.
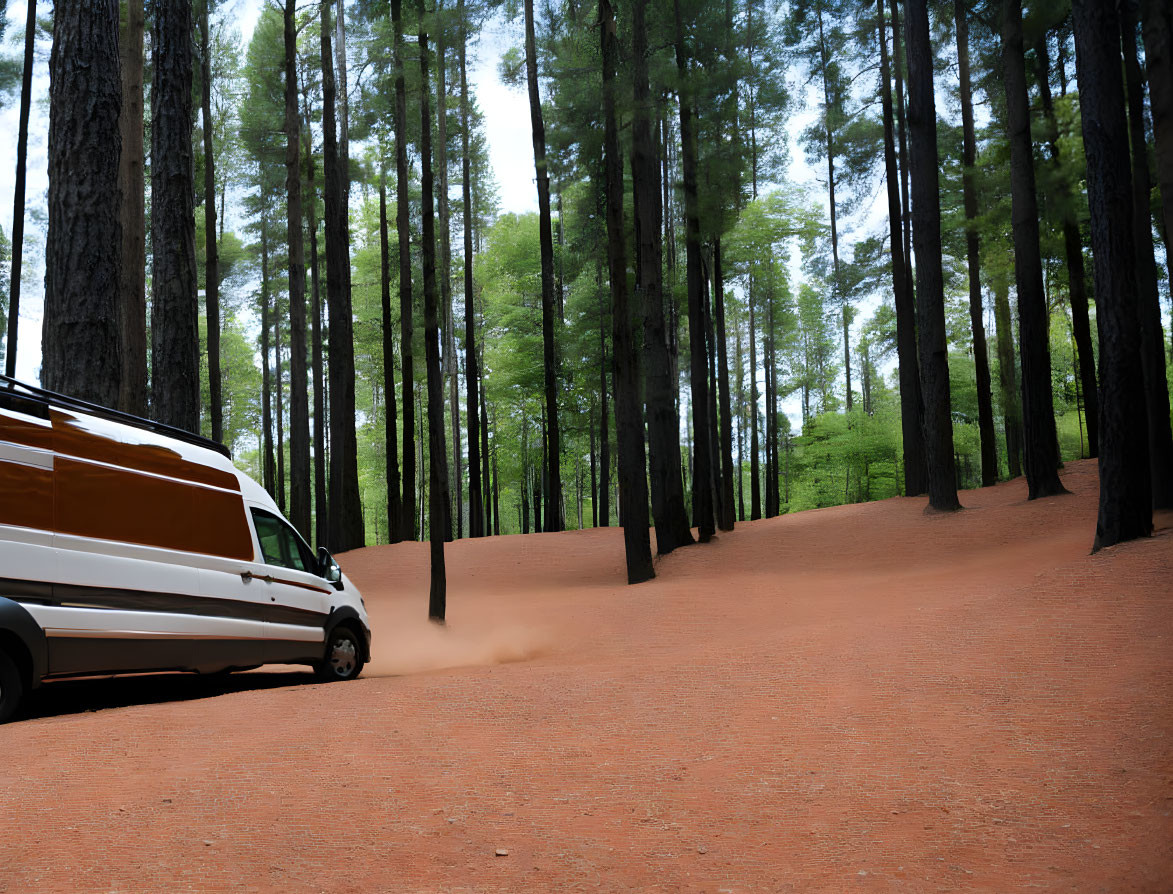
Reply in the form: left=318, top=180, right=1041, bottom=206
left=316, top=627, right=363, bottom=682
left=0, top=650, right=25, bottom=724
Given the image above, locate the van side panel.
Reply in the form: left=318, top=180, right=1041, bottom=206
left=0, top=455, right=53, bottom=531
left=53, top=458, right=253, bottom=561
left=51, top=409, right=240, bottom=491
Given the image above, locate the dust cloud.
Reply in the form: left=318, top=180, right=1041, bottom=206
left=362, top=607, right=551, bottom=678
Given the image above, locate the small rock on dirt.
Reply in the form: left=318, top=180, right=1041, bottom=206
left=495, top=848, right=510, bottom=857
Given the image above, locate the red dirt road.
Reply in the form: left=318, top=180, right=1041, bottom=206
left=2, top=459, right=1172, bottom=892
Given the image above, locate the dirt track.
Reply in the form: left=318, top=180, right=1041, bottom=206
left=2, top=458, right=1171, bottom=892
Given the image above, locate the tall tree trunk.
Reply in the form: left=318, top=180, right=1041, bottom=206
left=877, top=0, right=926, bottom=496
left=766, top=277, right=780, bottom=516
left=891, top=0, right=913, bottom=287
left=260, top=219, right=275, bottom=497
left=524, top=0, right=563, bottom=533
left=601, top=0, right=654, bottom=583
left=276, top=313, right=285, bottom=512
left=816, top=8, right=851, bottom=412
left=598, top=279, right=611, bottom=526
left=1143, top=0, right=1173, bottom=287
left=993, top=280, right=1024, bottom=478
left=201, top=0, right=222, bottom=443
left=284, top=0, right=311, bottom=538
left=1035, top=35, right=1099, bottom=459
left=393, top=0, right=417, bottom=541
left=419, top=0, right=450, bottom=619
left=749, top=279, right=761, bottom=520
left=1071, top=0, right=1152, bottom=550
left=322, top=0, right=364, bottom=550
left=1001, top=0, right=1066, bottom=499
left=1121, top=1, right=1173, bottom=509
left=713, top=240, right=735, bottom=530
left=117, top=0, right=146, bottom=414
left=303, top=97, right=328, bottom=544
left=735, top=321, right=745, bottom=520
left=634, top=0, right=693, bottom=553
left=380, top=177, right=402, bottom=543
left=955, top=0, right=997, bottom=487
left=460, top=0, right=483, bottom=538
left=6, top=0, right=37, bottom=380
left=149, top=0, right=199, bottom=431
left=674, top=0, right=714, bottom=542
left=480, top=345, right=492, bottom=535
left=906, top=0, right=961, bottom=511
left=44, top=0, right=122, bottom=407
left=436, top=24, right=462, bottom=540
left=704, top=264, right=722, bottom=527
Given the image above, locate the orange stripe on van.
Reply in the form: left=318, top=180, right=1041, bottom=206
left=0, top=409, right=55, bottom=451
left=54, top=458, right=254, bottom=561
left=0, top=461, right=53, bottom=530
left=50, top=410, right=240, bottom=492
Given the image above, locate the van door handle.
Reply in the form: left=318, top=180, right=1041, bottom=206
left=241, top=571, right=273, bottom=583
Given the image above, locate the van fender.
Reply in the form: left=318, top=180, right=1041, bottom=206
left=0, top=597, right=48, bottom=688
left=325, top=606, right=370, bottom=664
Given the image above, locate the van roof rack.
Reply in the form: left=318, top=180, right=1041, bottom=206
left=0, top=374, right=232, bottom=459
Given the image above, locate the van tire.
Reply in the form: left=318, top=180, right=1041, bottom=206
left=0, top=650, right=25, bottom=724
left=316, top=627, right=363, bottom=682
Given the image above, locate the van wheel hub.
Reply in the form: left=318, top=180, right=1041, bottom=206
left=328, top=638, right=357, bottom=677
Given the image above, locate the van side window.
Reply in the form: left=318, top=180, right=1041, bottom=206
left=250, top=509, right=315, bottom=573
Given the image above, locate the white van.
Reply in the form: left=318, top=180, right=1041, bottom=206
left=0, top=376, right=372, bottom=722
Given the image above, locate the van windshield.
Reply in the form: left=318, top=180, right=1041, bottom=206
left=250, top=509, right=315, bottom=573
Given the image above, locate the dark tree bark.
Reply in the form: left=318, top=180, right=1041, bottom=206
left=322, top=0, right=364, bottom=551
left=435, top=26, right=462, bottom=540
left=1142, top=0, right=1173, bottom=288
left=713, top=240, right=736, bottom=530
left=44, top=0, right=122, bottom=407
left=284, top=0, right=311, bottom=539
left=674, top=0, right=714, bottom=541
left=704, top=264, right=722, bottom=526
left=460, top=0, right=483, bottom=538
left=380, top=177, right=402, bottom=544
left=634, top=0, right=693, bottom=553
left=302, top=95, right=328, bottom=544
left=1071, top=0, right=1152, bottom=550
left=149, top=0, right=200, bottom=431
left=201, top=0, right=222, bottom=443
left=905, top=0, right=961, bottom=511
left=392, top=0, right=417, bottom=541
left=275, top=311, right=286, bottom=512
left=480, top=345, right=492, bottom=536
left=1035, top=36, right=1099, bottom=459
left=890, top=0, right=913, bottom=289
left=260, top=219, right=275, bottom=497
left=5, top=0, right=37, bottom=380
left=1121, top=1, right=1173, bottom=509
left=419, top=0, right=450, bottom=619
left=815, top=8, right=851, bottom=412
left=117, top=0, right=146, bottom=415
left=1001, top=0, right=1065, bottom=499
left=524, top=0, right=563, bottom=532
left=992, top=281, right=1025, bottom=479
left=602, top=0, right=654, bottom=584
left=598, top=280, right=611, bottom=526
left=748, top=283, right=760, bottom=520
left=877, top=0, right=926, bottom=496
left=954, top=0, right=997, bottom=487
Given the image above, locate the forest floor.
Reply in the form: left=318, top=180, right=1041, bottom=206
left=2, top=458, right=1172, bottom=892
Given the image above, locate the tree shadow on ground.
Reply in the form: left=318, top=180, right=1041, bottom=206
left=17, top=670, right=317, bottom=722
